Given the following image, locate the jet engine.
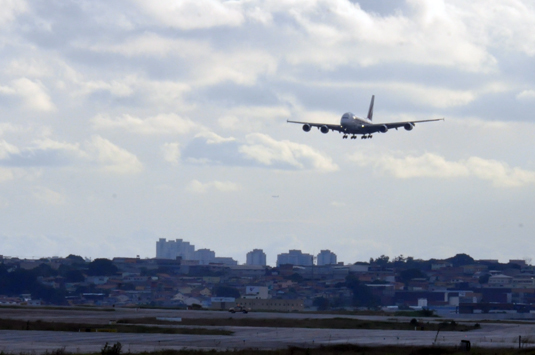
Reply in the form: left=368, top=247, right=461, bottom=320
left=378, top=125, right=388, bottom=133
left=320, top=125, right=329, bottom=134
left=404, top=123, right=414, bottom=131
left=302, top=124, right=311, bottom=132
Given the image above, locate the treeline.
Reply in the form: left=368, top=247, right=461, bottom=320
left=0, top=255, right=119, bottom=304
left=367, top=253, right=523, bottom=271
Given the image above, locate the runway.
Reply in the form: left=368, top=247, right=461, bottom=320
left=0, top=307, right=534, bottom=353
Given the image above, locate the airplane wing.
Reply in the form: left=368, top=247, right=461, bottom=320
left=287, top=120, right=344, bottom=133
left=378, top=118, right=445, bottom=130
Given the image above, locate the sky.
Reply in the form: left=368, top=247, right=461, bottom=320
left=1, top=0, right=535, bottom=266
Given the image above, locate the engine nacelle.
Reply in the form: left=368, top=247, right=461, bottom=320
left=302, top=124, right=311, bottom=132
left=320, top=125, right=329, bottom=134
left=404, top=123, right=414, bottom=131
left=379, top=125, right=388, bottom=133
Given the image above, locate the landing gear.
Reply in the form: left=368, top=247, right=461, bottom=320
left=343, top=135, right=348, bottom=139
left=351, top=135, right=356, bottom=139
left=361, top=134, right=373, bottom=139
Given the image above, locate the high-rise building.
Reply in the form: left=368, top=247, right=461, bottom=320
left=276, top=249, right=313, bottom=267
left=317, top=250, right=337, bottom=266
left=246, top=249, right=267, bottom=266
left=156, top=238, right=195, bottom=260
left=193, top=248, right=216, bottom=265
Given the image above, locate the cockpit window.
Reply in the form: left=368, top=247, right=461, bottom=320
left=342, top=112, right=353, bottom=119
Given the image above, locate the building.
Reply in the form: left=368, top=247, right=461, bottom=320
left=244, top=286, right=269, bottom=299
left=317, top=250, right=337, bottom=266
left=193, top=249, right=216, bottom=265
left=156, top=238, right=195, bottom=260
left=246, top=249, right=267, bottom=266
left=276, top=250, right=313, bottom=267
left=213, top=257, right=238, bottom=266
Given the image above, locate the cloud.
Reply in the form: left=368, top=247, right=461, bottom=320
left=0, top=136, right=142, bottom=175
left=186, top=179, right=240, bottom=194
left=516, top=90, right=535, bottom=101
left=348, top=151, right=535, bottom=187
left=0, top=0, right=27, bottom=27
left=33, top=186, right=66, bottom=205
left=194, top=132, right=236, bottom=144
left=84, top=33, right=277, bottom=86
left=134, top=0, right=244, bottom=30
left=0, top=78, right=55, bottom=111
left=92, top=113, right=198, bottom=135
left=85, top=136, right=143, bottom=174
left=217, top=105, right=292, bottom=131
left=161, top=142, right=180, bottom=164
left=240, top=133, right=339, bottom=172
left=182, top=132, right=338, bottom=172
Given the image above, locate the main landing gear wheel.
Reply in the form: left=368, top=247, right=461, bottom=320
left=351, top=135, right=356, bottom=139
left=343, top=135, right=348, bottom=139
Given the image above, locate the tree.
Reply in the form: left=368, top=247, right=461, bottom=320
left=285, top=273, right=304, bottom=283
left=66, top=254, right=86, bottom=264
left=313, top=297, right=330, bottom=311
left=87, top=259, right=118, bottom=276
left=400, top=268, right=426, bottom=284
left=64, top=269, right=85, bottom=283
left=370, top=255, right=390, bottom=267
left=445, top=254, right=474, bottom=267
left=32, top=264, right=58, bottom=278
left=478, top=274, right=490, bottom=284
left=345, top=273, right=380, bottom=308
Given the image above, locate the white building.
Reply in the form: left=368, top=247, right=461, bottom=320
left=156, top=238, right=195, bottom=260
left=276, top=250, right=313, bottom=267
left=244, top=286, right=269, bottom=299
left=246, top=249, right=267, bottom=266
left=317, top=250, right=337, bottom=266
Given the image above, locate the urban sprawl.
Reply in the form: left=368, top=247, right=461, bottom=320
left=0, top=238, right=533, bottom=315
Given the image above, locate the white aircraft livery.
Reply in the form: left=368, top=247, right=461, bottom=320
left=287, top=95, right=444, bottom=139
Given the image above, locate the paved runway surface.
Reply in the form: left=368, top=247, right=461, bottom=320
left=1, top=307, right=535, bottom=353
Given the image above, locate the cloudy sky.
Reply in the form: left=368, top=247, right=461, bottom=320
left=1, top=0, right=535, bottom=266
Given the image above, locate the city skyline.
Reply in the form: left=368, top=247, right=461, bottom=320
left=0, top=1, right=535, bottom=265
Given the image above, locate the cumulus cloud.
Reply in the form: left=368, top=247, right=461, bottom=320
left=240, top=133, right=339, bottom=172
left=0, top=78, right=55, bottom=111
left=134, top=0, right=244, bottom=30
left=84, top=33, right=277, bottom=87
left=0, top=136, right=143, bottom=175
left=348, top=151, right=535, bottom=187
left=92, top=113, right=198, bottom=135
left=182, top=132, right=338, bottom=172
left=186, top=179, right=240, bottom=194
left=85, top=136, right=143, bottom=174
left=194, top=132, right=236, bottom=145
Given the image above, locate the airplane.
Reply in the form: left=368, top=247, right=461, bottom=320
left=287, top=95, right=444, bottom=139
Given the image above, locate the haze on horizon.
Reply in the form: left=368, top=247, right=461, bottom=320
left=1, top=0, right=535, bottom=266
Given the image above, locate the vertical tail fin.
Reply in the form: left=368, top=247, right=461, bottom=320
left=367, top=95, right=375, bottom=121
